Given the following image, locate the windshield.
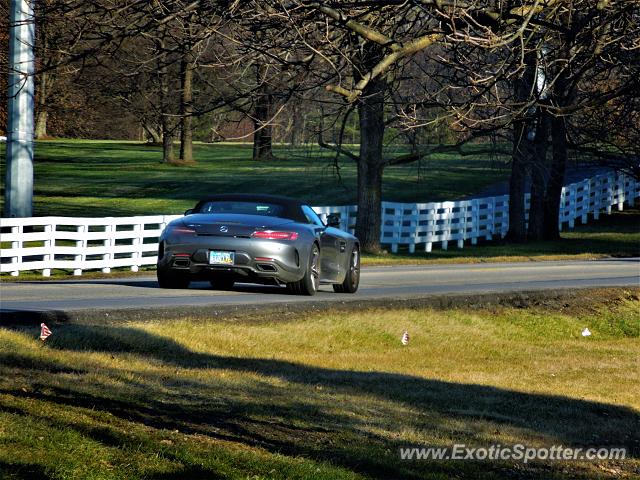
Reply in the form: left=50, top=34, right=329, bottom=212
left=197, top=201, right=286, bottom=217
left=301, top=205, right=325, bottom=226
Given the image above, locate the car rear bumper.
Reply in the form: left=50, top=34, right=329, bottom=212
left=159, top=236, right=306, bottom=283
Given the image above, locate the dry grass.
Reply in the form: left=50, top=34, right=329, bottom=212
left=0, top=289, right=638, bottom=479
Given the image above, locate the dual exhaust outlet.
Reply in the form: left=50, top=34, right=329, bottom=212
left=172, top=255, right=277, bottom=272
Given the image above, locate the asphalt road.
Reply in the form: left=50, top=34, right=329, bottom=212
left=1, top=259, right=638, bottom=322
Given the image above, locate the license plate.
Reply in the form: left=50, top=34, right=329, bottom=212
left=209, top=250, right=234, bottom=265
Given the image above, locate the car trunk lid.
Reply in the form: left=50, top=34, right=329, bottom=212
left=184, top=214, right=295, bottom=237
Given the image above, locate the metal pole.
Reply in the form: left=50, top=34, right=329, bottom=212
left=4, top=0, right=36, bottom=218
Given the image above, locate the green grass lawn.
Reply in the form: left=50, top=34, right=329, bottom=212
left=0, top=139, right=509, bottom=217
left=1, top=139, right=637, bottom=280
left=0, top=289, right=638, bottom=479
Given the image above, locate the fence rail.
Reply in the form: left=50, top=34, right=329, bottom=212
left=313, top=172, right=638, bottom=253
left=1, top=172, right=638, bottom=276
left=0, top=215, right=180, bottom=277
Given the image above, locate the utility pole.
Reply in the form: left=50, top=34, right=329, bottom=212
left=4, top=0, right=36, bottom=217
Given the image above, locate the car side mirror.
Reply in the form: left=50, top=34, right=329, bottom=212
left=184, top=209, right=193, bottom=216
left=326, top=213, right=341, bottom=228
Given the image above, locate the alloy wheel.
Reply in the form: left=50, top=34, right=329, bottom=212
left=350, top=249, right=360, bottom=289
left=310, top=246, right=320, bottom=292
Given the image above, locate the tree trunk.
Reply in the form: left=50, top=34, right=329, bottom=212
left=162, top=124, right=175, bottom=162
left=506, top=58, right=536, bottom=242
left=35, top=109, right=48, bottom=139
left=527, top=110, right=551, bottom=241
left=34, top=3, right=49, bottom=140
left=252, top=90, right=274, bottom=161
left=35, top=70, right=48, bottom=138
left=179, top=50, right=194, bottom=162
left=507, top=121, right=531, bottom=242
left=356, top=160, right=384, bottom=253
left=543, top=115, right=568, bottom=240
left=158, top=44, right=175, bottom=163
left=289, top=105, right=299, bottom=147
left=542, top=60, right=571, bottom=241
left=142, top=122, right=162, bottom=144
left=355, top=76, right=386, bottom=254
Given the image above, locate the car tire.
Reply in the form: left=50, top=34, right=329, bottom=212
left=157, top=267, right=190, bottom=289
left=287, top=243, right=319, bottom=296
left=209, top=275, right=235, bottom=290
left=333, top=245, right=360, bottom=293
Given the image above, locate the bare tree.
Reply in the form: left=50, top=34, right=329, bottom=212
left=386, top=0, right=639, bottom=242
left=21, top=0, right=639, bottom=248
left=242, top=1, right=551, bottom=252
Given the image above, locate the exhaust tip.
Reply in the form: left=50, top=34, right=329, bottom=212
left=257, top=263, right=277, bottom=272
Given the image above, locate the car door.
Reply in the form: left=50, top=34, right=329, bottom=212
left=302, top=205, right=340, bottom=282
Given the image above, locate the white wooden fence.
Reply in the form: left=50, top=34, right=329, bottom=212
left=0, top=215, right=180, bottom=277
left=1, top=172, right=638, bottom=276
left=314, top=172, right=639, bottom=253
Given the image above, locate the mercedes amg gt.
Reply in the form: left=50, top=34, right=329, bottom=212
left=157, top=194, right=360, bottom=295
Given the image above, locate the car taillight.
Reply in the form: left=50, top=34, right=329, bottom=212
left=170, top=225, right=196, bottom=235
left=252, top=230, right=299, bottom=241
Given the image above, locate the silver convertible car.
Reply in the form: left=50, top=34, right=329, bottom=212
left=157, top=194, right=360, bottom=295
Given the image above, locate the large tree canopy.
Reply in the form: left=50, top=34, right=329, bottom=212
left=6, top=0, right=638, bottom=250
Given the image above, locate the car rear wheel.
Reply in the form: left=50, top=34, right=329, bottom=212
left=287, top=243, right=319, bottom=296
left=209, top=275, right=235, bottom=290
left=333, top=245, right=359, bottom=293
left=157, top=267, right=190, bottom=289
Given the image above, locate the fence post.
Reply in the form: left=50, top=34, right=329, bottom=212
left=592, top=176, right=601, bottom=220
left=131, top=222, right=142, bottom=272
left=424, top=204, right=434, bottom=252
left=457, top=201, right=467, bottom=249
left=407, top=204, right=418, bottom=254
left=9, top=225, right=21, bottom=276
left=605, top=174, right=614, bottom=215
left=334, top=207, right=343, bottom=231
left=616, top=173, right=625, bottom=211
left=349, top=205, right=357, bottom=234
left=441, top=203, right=451, bottom=251
left=391, top=204, right=400, bottom=254
left=567, top=184, right=577, bottom=229
left=102, top=220, right=115, bottom=273
left=484, top=198, right=493, bottom=241
left=424, top=212, right=432, bottom=253
left=42, top=223, right=53, bottom=277
left=558, top=186, right=566, bottom=232
left=470, top=199, right=479, bottom=245
left=581, top=180, right=589, bottom=224
left=74, top=224, right=86, bottom=276
left=625, top=175, right=634, bottom=207
left=339, top=206, right=348, bottom=232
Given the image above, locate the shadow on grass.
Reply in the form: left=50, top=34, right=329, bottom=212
left=378, top=235, right=640, bottom=261
left=1, top=323, right=637, bottom=480
left=26, top=141, right=165, bottom=164
left=145, top=467, right=226, bottom=480
left=0, top=460, right=50, bottom=480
